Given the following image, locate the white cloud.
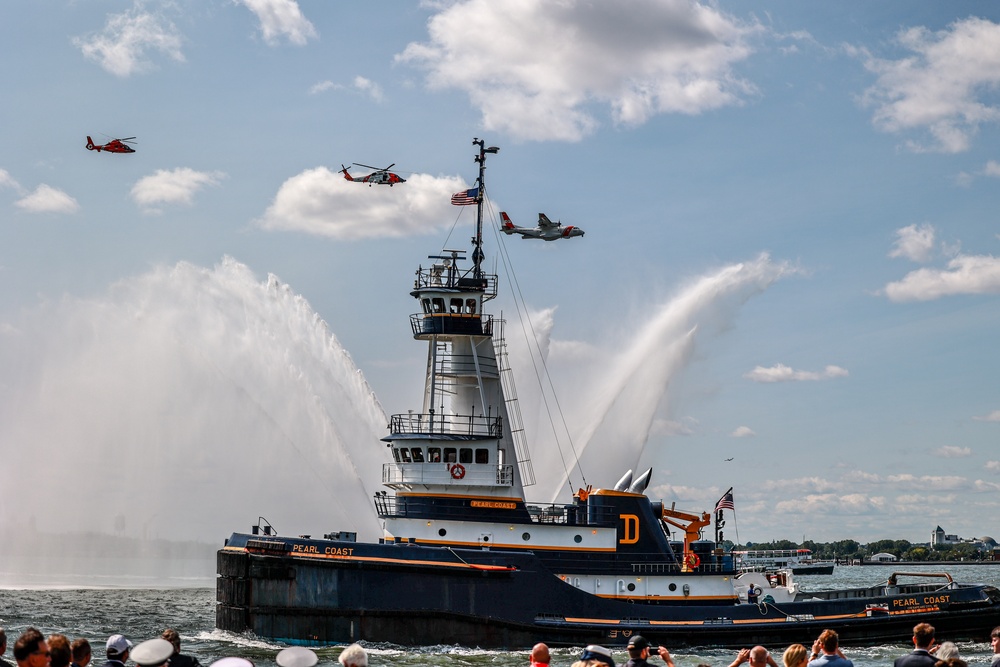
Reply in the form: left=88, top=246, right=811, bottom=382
left=731, top=425, right=755, bottom=438
left=856, top=17, right=1000, bottom=153
left=256, top=168, right=471, bottom=239
left=397, top=0, right=760, bottom=141
left=889, top=223, right=935, bottom=262
left=774, top=493, right=884, bottom=515
left=934, top=445, right=971, bottom=458
left=744, top=363, right=848, bottom=383
left=885, top=473, right=967, bottom=491
left=238, top=0, right=317, bottom=46
left=0, top=169, right=23, bottom=192
left=651, top=418, right=694, bottom=437
left=73, top=3, right=184, bottom=77
left=986, top=461, right=1000, bottom=473
left=131, top=168, right=226, bottom=212
left=985, top=161, right=1000, bottom=178
left=974, top=410, right=1000, bottom=422
left=15, top=185, right=80, bottom=214
left=883, top=254, right=1000, bottom=301
left=310, top=76, right=384, bottom=102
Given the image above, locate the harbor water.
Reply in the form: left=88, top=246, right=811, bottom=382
left=2, top=563, right=999, bottom=667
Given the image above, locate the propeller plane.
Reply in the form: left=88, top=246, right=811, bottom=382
left=500, top=211, right=584, bottom=241
left=341, top=163, right=405, bottom=186
left=86, top=136, right=136, bottom=154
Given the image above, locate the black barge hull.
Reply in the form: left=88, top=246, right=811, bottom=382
left=216, top=534, right=1000, bottom=648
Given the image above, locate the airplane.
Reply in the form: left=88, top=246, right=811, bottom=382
left=86, top=136, right=136, bottom=153
left=500, top=211, right=584, bottom=241
left=725, top=457, right=734, bottom=462
left=341, top=163, right=406, bottom=186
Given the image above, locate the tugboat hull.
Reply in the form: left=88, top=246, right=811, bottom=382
left=216, top=535, right=1000, bottom=648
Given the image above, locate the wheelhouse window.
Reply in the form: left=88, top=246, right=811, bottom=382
left=444, top=447, right=457, bottom=463
left=428, top=447, right=441, bottom=462
left=459, top=448, right=473, bottom=464
left=466, top=298, right=477, bottom=314
left=450, top=298, right=463, bottom=314
left=399, top=448, right=411, bottom=463
left=475, top=448, right=489, bottom=464
left=432, top=298, right=445, bottom=313
left=410, top=447, right=424, bottom=462
left=421, top=298, right=431, bottom=314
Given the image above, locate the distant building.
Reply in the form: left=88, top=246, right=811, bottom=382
left=871, top=552, right=898, bottom=562
left=932, top=526, right=962, bottom=546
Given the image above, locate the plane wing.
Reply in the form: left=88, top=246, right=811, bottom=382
left=537, top=213, right=557, bottom=229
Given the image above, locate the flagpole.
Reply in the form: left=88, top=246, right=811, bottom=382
left=471, top=138, right=498, bottom=280
left=715, top=487, right=734, bottom=546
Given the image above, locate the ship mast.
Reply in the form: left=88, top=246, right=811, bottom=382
left=472, top=138, right=499, bottom=280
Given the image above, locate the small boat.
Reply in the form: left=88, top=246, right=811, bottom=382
left=733, top=548, right=836, bottom=575
left=216, top=139, right=1000, bottom=648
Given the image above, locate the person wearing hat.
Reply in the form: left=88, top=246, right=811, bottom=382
left=101, top=636, right=131, bottom=667
left=625, top=636, right=674, bottom=667
left=574, top=645, right=615, bottom=667
left=276, top=648, right=316, bottom=667
left=130, top=640, right=173, bottom=667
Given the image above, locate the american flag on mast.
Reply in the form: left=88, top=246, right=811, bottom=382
left=715, top=490, right=735, bottom=512
left=451, top=186, right=479, bottom=206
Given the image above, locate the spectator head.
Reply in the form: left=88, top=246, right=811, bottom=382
left=160, top=631, right=181, bottom=656
left=749, top=647, right=770, bottom=667
left=531, top=643, right=551, bottom=665
left=337, top=644, right=367, bottom=667
left=47, top=635, right=70, bottom=667
left=70, top=640, right=91, bottom=667
left=913, top=623, right=935, bottom=649
left=818, top=629, right=839, bottom=654
left=783, top=644, right=808, bottom=667
left=13, top=629, right=49, bottom=667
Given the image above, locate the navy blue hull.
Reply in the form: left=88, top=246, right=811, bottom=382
left=216, top=534, right=1000, bottom=649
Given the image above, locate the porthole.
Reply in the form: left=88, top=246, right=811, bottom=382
left=438, top=529, right=447, bottom=537
left=668, top=583, right=677, bottom=592
left=574, top=535, right=582, bottom=543
left=522, top=532, right=531, bottom=541
left=627, top=583, right=636, bottom=592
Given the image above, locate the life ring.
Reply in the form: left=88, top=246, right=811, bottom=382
left=450, top=464, right=466, bottom=479
left=685, top=552, right=701, bottom=568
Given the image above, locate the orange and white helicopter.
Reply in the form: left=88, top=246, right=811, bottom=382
left=86, top=136, right=136, bottom=153
left=341, top=163, right=405, bottom=186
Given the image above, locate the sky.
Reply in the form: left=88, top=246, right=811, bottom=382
left=2, top=0, right=1000, bottom=548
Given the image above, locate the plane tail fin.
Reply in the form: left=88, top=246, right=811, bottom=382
left=341, top=165, right=353, bottom=181
left=500, top=211, right=515, bottom=234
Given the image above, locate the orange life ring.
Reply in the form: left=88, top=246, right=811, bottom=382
left=685, top=552, right=701, bottom=568
left=450, top=463, right=466, bottom=479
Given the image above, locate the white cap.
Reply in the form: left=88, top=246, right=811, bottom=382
left=276, top=648, right=318, bottom=667
left=106, top=636, right=133, bottom=656
left=130, top=639, right=173, bottom=667
left=211, top=659, right=254, bottom=667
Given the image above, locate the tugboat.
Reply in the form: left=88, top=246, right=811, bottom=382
left=217, top=139, right=1000, bottom=648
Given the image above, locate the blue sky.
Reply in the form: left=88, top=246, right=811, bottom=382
left=2, top=1, right=1000, bottom=546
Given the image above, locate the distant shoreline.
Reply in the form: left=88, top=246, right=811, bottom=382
left=842, top=560, right=1000, bottom=566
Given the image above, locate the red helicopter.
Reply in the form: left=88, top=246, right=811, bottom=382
left=341, top=163, right=405, bottom=186
left=86, top=135, right=136, bottom=153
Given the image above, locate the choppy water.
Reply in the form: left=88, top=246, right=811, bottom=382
left=1, top=564, right=998, bottom=667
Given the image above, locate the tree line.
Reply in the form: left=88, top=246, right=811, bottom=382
left=725, top=538, right=997, bottom=562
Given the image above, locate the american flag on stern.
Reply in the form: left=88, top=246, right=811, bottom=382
left=715, top=490, right=735, bottom=512
left=451, top=187, right=479, bottom=206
